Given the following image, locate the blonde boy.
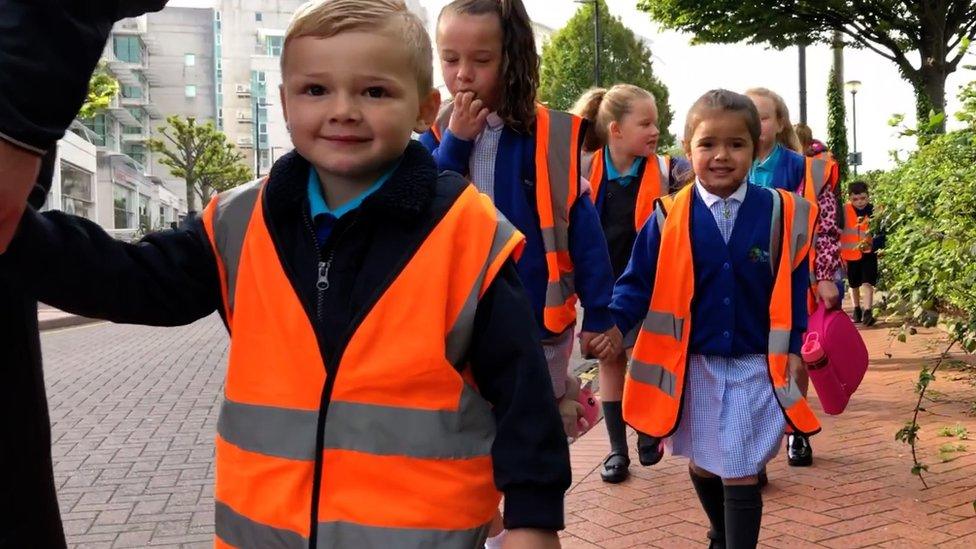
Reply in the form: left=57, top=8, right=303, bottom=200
left=0, top=1, right=569, bottom=547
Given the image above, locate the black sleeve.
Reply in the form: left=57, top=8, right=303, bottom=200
left=0, top=0, right=168, bottom=154
left=0, top=207, right=220, bottom=326
left=468, top=260, right=571, bottom=531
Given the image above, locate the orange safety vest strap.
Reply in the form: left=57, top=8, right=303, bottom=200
left=205, top=178, right=265, bottom=321
left=634, top=155, right=670, bottom=231
left=586, top=149, right=604, bottom=203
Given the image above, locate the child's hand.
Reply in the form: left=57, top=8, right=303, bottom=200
left=589, top=327, right=623, bottom=361
left=447, top=91, right=489, bottom=141
left=816, top=280, right=840, bottom=309
left=503, top=528, right=560, bottom=549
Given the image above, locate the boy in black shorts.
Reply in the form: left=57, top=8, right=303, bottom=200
left=840, top=181, right=884, bottom=325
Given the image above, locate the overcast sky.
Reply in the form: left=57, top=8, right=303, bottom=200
left=170, top=0, right=972, bottom=171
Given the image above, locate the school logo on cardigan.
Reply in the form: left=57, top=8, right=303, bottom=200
left=748, top=246, right=770, bottom=263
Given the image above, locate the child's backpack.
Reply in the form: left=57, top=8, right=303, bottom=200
left=801, top=305, right=869, bottom=415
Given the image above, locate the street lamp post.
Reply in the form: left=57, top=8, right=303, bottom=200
left=845, top=79, right=862, bottom=176
left=574, top=0, right=602, bottom=87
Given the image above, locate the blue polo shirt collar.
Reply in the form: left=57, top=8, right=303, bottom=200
left=604, top=146, right=644, bottom=187
left=308, top=161, right=399, bottom=222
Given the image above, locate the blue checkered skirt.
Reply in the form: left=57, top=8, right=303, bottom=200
left=667, top=354, right=786, bottom=478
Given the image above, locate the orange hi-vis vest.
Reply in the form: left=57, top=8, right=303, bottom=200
left=432, top=102, right=583, bottom=333
left=200, top=180, right=523, bottom=548
left=584, top=148, right=671, bottom=230
left=840, top=202, right=871, bottom=261
left=622, top=184, right=822, bottom=438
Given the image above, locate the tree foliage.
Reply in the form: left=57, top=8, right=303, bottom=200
left=540, top=0, right=674, bottom=148
left=78, top=62, right=120, bottom=120
left=148, top=116, right=252, bottom=212
left=871, top=77, right=976, bottom=354
left=637, top=0, right=976, bottom=133
left=826, top=65, right=849, bottom=184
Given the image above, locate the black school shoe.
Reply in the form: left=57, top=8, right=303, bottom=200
left=853, top=306, right=863, bottom=323
left=637, top=433, right=664, bottom=466
left=707, top=529, right=726, bottom=549
left=863, top=308, right=876, bottom=326
left=787, top=434, right=813, bottom=466
left=600, top=453, right=630, bottom=484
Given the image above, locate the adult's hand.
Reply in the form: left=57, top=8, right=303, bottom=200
left=0, top=139, right=40, bottom=253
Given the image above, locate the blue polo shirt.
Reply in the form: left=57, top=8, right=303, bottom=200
left=308, top=163, right=398, bottom=246
left=603, top=146, right=644, bottom=186
left=748, top=144, right=783, bottom=188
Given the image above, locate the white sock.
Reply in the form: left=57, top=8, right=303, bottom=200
left=485, top=529, right=507, bottom=549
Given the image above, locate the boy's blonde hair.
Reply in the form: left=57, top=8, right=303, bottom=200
left=571, top=84, right=656, bottom=153
left=282, top=0, right=433, bottom=93
left=746, top=87, right=801, bottom=153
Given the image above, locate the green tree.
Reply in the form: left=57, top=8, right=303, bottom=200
left=78, top=62, right=120, bottom=120
left=148, top=116, right=252, bottom=212
left=826, top=65, right=849, bottom=184
left=637, top=0, right=976, bottom=133
left=540, top=0, right=674, bottom=148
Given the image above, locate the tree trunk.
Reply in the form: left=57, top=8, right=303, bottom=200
left=913, top=68, right=948, bottom=133
left=831, top=30, right=844, bottom=89
left=185, top=180, right=197, bottom=213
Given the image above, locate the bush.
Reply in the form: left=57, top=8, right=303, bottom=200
left=871, top=93, right=976, bottom=351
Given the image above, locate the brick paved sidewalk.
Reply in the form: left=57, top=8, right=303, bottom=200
left=562, top=323, right=976, bottom=548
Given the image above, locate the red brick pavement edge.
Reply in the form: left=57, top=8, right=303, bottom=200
left=562, top=323, right=976, bottom=548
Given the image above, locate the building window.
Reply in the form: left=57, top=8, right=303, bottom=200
left=82, top=114, right=107, bottom=147
left=114, top=36, right=143, bottom=64
left=255, top=12, right=263, bottom=22
left=185, top=53, right=196, bottom=66
left=121, top=85, right=143, bottom=99
left=113, top=186, right=136, bottom=229
left=139, top=193, right=152, bottom=230
left=60, top=162, right=94, bottom=220
left=266, top=35, right=283, bottom=57
left=185, top=85, right=197, bottom=98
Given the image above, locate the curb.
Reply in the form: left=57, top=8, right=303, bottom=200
left=38, top=314, right=102, bottom=331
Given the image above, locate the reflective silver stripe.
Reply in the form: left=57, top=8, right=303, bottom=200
left=219, top=387, right=495, bottom=461
left=775, top=376, right=804, bottom=409
left=215, top=501, right=307, bottom=549
left=629, top=360, right=677, bottom=397
left=654, top=203, right=667, bottom=233
left=317, top=521, right=489, bottom=549
left=841, top=242, right=861, bottom=250
left=841, top=228, right=861, bottom=236
left=655, top=155, right=670, bottom=195
left=810, top=157, right=827, bottom=196
left=768, top=329, right=791, bottom=355
left=545, top=109, right=574, bottom=253
left=435, top=102, right=453, bottom=139
left=791, top=195, right=814, bottom=263
left=218, top=399, right=319, bottom=461
left=445, top=214, right=519, bottom=368
left=213, top=179, right=263, bottom=314
left=768, top=188, right=783, bottom=275
left=641, top=310, right=683, bottom=341
left=322, top=386, right=494, bottom=459
left=545, top=272, right=576, bottom=306
left=540, top=226, right=570, bottom=253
